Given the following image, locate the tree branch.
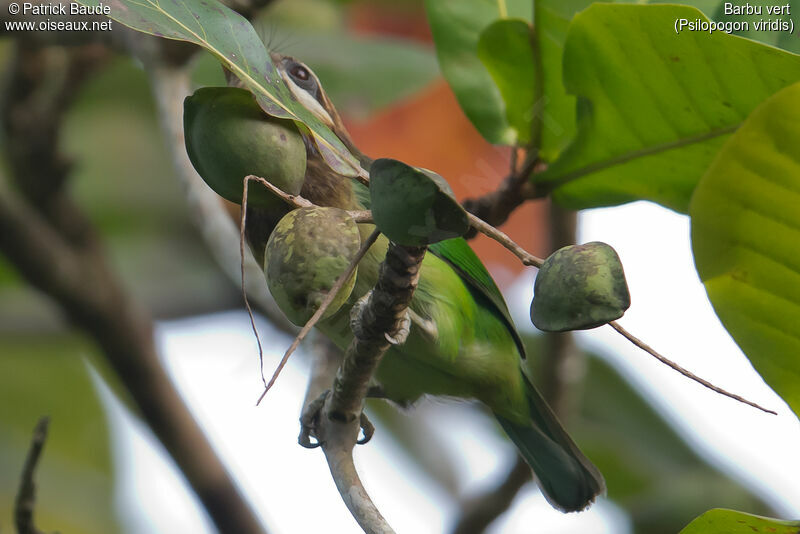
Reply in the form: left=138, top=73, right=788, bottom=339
left=450, top=456, right=531, bottom=534
left=461, top=153, right=543, bottom=231
left=14, top=416, right=50, bottom=534
left=303, top=242, right=427, bottom=534
left=0, top=41, right=267, bottom=534
left=0, top=182, right=268, bottom=534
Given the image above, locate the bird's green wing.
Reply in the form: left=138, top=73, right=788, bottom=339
left=429, top=238, right=527, bottom=359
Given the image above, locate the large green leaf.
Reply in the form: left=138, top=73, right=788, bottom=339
left=680, top=509, right=800, bottom=533
left=690, top=82, right=800, bottom=419
left=424, top=0, right=531, bottom=145
left=536, top=4, right=800, bottom=212
left=77, top=0, right=360, bottom=175
left=477, top=18, right=536, bottom=145
left=533, top=0, right=591, bottom=160
left=0, top=337, right=120, bottom=533
left=533, top=1, right=724, bottom=161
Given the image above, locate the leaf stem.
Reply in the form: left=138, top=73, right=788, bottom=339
left=497, top=0, right=508, bottom=18
left=609, top=321, right=777, bottom=415
left=467, top=212, right=544, bottom=267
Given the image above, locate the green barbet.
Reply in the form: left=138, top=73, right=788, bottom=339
left=184, top=54, right=605, bottom=512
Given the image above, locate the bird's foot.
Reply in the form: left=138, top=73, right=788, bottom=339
left=357, top=412, right=375, bottom=445
left=298, top=391, right=327, bottom=449
left=349, top=290, right=412, bottom=346
left=298, top=390, right=376, bottom=448
left=385, top=312, right=411, bottom=345
left=349, top=291, right=372, bottom=331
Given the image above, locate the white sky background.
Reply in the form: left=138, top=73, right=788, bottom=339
left=92, top=201, right=800, bottom=533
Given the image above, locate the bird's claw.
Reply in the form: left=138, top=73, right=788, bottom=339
left=385, top=311, right=411, bottom=345
left=298, top=390, right=328, bottom=449
left=357, top=413, right=375, bottom=445
left=298, top=389, right=375, bottom=447
left=350, top=290, right=411, bottom=345
left=349, top=291, right=372, bottom=330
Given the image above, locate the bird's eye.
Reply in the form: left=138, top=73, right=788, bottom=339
left=281, top=58, right=322, bottom=103
left=290, top=64, right=310, bottom=82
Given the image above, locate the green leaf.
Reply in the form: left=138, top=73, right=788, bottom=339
left=679, top=509, right=800, bottom=533
left=690, top=82, right=800, bottom=419
left=370, top=158, right=469, bottom=246
left=424, top=0, right=531, bottom=145
left=78, top=0, right=360, bottom=176
left=532, top=0, right=590, bottom=160
left=477, top=18, right=536, bottom=145
left=537, top=4, right=800, bottom=212
left=450, top=1, right=726, bottom=157
left=532, top=1, right=727, bottom=160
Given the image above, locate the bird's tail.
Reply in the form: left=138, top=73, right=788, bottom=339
left=495, top=374, right=605, bottom=512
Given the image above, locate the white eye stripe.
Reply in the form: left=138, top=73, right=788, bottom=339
left=280, top=68, right=335, bottom=128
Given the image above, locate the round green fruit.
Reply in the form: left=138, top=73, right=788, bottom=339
left=531, top=242, right=630, bottom=332
left=183, top=87, right=307, bottom=209
left=264, top=207, right=361, bottom=326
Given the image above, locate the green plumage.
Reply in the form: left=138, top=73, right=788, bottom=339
left=313, top=181, right=605, bottom=512
left=182, top=82, right=604, bottom=512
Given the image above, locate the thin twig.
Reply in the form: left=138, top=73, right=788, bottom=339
left=238, top=174, right=376, bottom=401
left=349, top=163, right=773, bottom=417
left=609, top=321, right=777, bottom=415
left=244, top=175, right=372, bottom=222
left=15, top=417, right=50, bottom=534
left=467, top=212, right=544, bottom=267
left=256, top=228, right=381, bottom=405
left=350, top=164, right=543, bottom=260
left=240, top=177, right=269, bottom=388
left=245, top=174, right=314, bottom=209
left=240, top=175, right=372, bottom=391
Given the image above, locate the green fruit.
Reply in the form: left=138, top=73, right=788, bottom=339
left=183, top=87, right=307, bottom=209
left=369, top=158, right=469, bottom=246
left=531, top=242, right=630, bottom=332
left=264, top=207, right=361, bottom=326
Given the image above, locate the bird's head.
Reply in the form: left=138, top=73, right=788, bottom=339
left=271, top=53, right=359, bottom=157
